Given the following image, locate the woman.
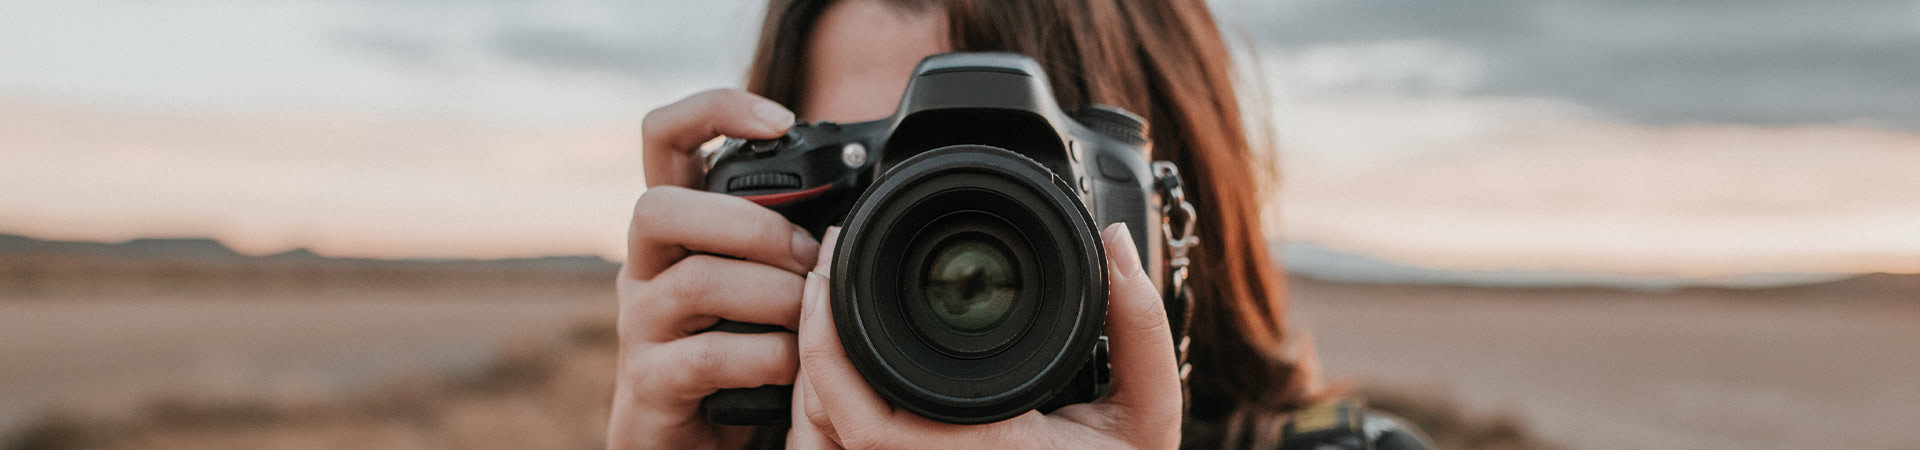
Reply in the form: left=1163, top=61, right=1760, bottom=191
left=612, top=0, right=1427, bottom=448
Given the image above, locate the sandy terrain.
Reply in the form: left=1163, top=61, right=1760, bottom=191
left=0, top=292, right=613, bottom=437
left=1, top=275, right=1912, bottom=449
left=1289, top=278, right=1919, bottom=450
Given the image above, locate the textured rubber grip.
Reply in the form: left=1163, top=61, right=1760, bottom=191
left=703, top=385, right=793, bottom=425
left=700, top=319, right=793, bottom=425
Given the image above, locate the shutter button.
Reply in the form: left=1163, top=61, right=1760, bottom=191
left=746, top=130, right=798, bottom=157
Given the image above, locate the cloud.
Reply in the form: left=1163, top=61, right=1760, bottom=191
left=330, top=0, right=766, bottom=82
left=1223, top=0, right=1920, bottom=127
left=485, top=27, right=695, bottom=79
left=335, top=27, right=446, bottom=67
left=1267, top=96, right=1920, bottom=275
left=0, top=103, right=646, bottom=259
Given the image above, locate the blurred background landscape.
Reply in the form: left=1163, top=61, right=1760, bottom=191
left=2, top=0, right=1916, bottom=449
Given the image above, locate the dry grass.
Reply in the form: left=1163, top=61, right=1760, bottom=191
left=5, top=311, right=1560, bottom=450
left=0, top=241, right=1562, bottom=449
left=7, top=317, right=619, bottom=450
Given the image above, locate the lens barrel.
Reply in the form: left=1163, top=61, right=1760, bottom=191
left=830, top=145, right=1107, bottom=424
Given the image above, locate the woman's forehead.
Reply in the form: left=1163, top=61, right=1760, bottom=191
left=800, top=0, right=950, bottom=123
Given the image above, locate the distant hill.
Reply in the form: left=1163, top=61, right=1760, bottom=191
left=1277, top=241, right=1883, bottom=291
left=0, top=234, right=619, bottom=298
left=0, top=234, right=617, bottom=271
left=3, top=233, right=1908, bottom=298
left=1, top=235, right=243, bottom=260
left=1761, top=272, right=1920, bottom=299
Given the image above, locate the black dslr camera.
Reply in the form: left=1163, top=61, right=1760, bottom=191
left=701, top=52, right=1169, bottom=425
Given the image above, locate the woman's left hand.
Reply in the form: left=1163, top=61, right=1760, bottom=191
left=786, top=223, right=1183, bottom=450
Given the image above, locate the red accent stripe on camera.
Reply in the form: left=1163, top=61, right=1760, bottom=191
left=742, top=184, right=831, bottom=207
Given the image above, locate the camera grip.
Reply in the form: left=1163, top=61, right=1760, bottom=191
left=699, top=319, right=793, bottom=425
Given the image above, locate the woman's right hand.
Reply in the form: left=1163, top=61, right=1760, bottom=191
left=608, top=89, right=812, bottom=450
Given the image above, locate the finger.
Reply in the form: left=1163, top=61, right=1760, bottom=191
left=643, top=331, right=799, bottom=404
left=788, top=367, right=843, bottom=449
left=1093, top=223, right=1183, bottom=426
left=626, top=186, right=819, bottom=279
left=797, top=227, right=847, bottom=445
left=795, top=366, right=845, bottom=446
left=647, top=254, right=805, bottom=334
left=642, top=89, right=794, bottom=188
left=796, top=270, right=898, bottom=439
left=812, top=226, right=841, bottom=274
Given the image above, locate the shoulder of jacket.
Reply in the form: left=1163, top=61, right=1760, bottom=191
left=1276, top=401, right=1435, bottom=450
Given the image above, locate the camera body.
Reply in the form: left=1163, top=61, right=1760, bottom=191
left=704, top=52, right=1165, bottom=425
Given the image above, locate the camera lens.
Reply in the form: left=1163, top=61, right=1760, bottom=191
left=831, top=144, right=1106, bottom=424
left=922, top=235, right=1020, bottom=333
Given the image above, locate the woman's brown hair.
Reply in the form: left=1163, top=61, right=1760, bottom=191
left=745, top=0, right=1315, bottom=447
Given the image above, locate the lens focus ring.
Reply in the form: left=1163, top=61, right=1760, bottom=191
left=829, top=144, right=1106, bottom=424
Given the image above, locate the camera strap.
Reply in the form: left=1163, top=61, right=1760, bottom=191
left=1149, top=161, right=1198, bottom=409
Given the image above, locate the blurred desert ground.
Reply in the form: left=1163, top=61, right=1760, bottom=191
left=3, top=236, right=1916, bottom=450
left=5, top=0, right=1919, bottom=449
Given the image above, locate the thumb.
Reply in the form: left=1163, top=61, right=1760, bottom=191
left=1095, top=223, right=1183, bottom=430
left=813, top=226, right=841, bottom=275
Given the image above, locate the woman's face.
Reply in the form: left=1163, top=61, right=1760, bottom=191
left=799, top=0, right=950, bottom=122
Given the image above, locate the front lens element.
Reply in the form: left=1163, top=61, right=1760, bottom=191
left=922, top=236, right=1020, bottom=333
left=830, top=144, right=1108, bottom=424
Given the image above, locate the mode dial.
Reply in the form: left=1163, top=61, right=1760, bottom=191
left=1072, top=104, right=1147, bottom=145
left=726, top=172, right=802, bottom=192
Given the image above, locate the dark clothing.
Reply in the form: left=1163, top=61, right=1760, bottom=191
left=1275, top=402, right=1434, bottom=450
left=1181, top=401, right=1434, bottom=450
left=745, top=401, right=1433, bottom=449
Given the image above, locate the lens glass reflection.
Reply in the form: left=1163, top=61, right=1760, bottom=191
left=921, top=236, right=1020, bottom=333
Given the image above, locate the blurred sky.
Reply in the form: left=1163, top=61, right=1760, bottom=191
left=3, top=0, right=1918, bottom=276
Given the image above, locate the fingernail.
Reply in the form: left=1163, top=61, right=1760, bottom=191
left=1103, top=223, right=1143, bottom=278
left=792, top=229, right=820, bottom=270
left=814, top=226, right=841, bottom=274
left=796, top=369, right=817, bottom=413
left=802, top=272, right=829, bottom=323
left=753, top=101, right=795, bottom=133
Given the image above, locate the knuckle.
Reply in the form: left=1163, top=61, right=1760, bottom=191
left=628, top=198, right=649, bottom=228
left=694, top=88, right=750, bottom=111
left=1121, top=283, right=1171, bottom=331
left=634, top=186, right=687, bottom=213
left=642, top=89, right=730, bottom=133
left=620, top=345, right=663, bottom=389
left=690, top=87, right=736, bottom=102
left=629, top=195, right=662, bottom=231
left=653, top=276, right=701, bottom=311
left=837, top=424, right=884, bottom=450
left=653, top=259, right=716, bottom=308
left=1127, top=397, right=1182, bottom=428
left=797, top=336, right=839, bottom=366
left=708, top=201, right=791, bottom=256
left=619, top=280, right=676, bottom=339
left=681, top=336, right=725, bottom=377
left=639, top=107, right=668, bottom=139
left=675, top=253, right=725, bottom=273
left=770, top=333, right=801, bottom=370
left=753, top=212, right=795, bottom=248
left=1137, top=295, right=1171, bottom=326
left=739, top=334, right=797, bottom=382
left=630, top=188, right=694, bottom=237
left=614, top=298, right=644, bottom=339
left=702, top=190, right=755, bottom=215
left=803, top=404, right=834, bottom=436
left=1125, top=311, right=1172, bottom=337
